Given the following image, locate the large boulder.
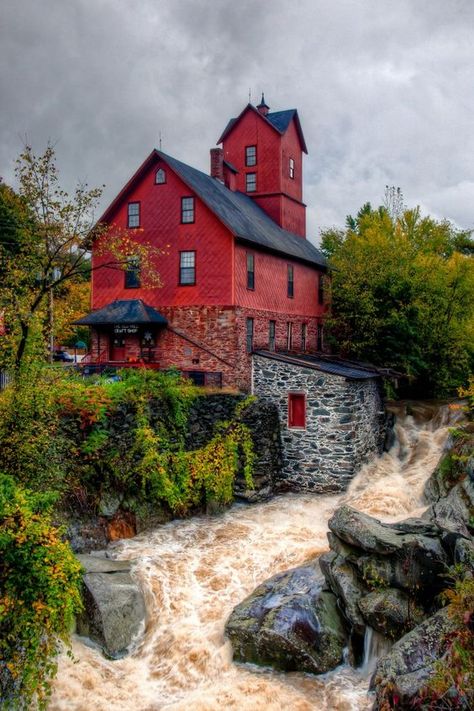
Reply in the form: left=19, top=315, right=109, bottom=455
left=371, top=607, right=457, bottom=709
left=328, top=506, right=449, bottom=603
left=225, top=561, right=346, bottom=674
left=76, top=554, right=146, bottom=659
left=358, top=588, right=425, bottom=640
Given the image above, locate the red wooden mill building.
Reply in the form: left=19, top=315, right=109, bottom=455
left=77, top=96, right=328, bottom=390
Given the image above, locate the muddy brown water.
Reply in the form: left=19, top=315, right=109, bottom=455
left=50, top=403, right=460, bottom=710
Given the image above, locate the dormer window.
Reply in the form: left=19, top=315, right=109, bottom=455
left=245, top=145, right=257, bottom=167
left=155, top=168, right=166, bottom=184
left=246, top=173, right=256, bottom=193
left=289, top=158, right=295, bottom=179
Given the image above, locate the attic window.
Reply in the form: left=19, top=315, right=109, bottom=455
left=246, top=173, right=256, bottom=193
left=289, top=158, right=295, bottom=179
left=127, top=202, right=140, bottom=228
left=181, top=197, right=195, bottom=223
left=245, top=145, right=257, bottom=167
left=155, top=168, right=166, bottom=184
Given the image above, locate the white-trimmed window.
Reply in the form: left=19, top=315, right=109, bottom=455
left=245, top=145, right=257, bottom=166
left=246, top=173, right=257, bottom=192
left=155, top=168, right=166, bottom=184
left=179, top=251, right=196, bottom=285
left=127, top=202, right=140, bottom=228
left=289, top=157, right=295, bottom=179
left=181, top=197, right=195, bottom=223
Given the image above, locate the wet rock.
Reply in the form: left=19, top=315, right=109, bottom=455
left=328, top=506, right=449, bottom=602
left=371, top=607, right=457, bottom=709
left=76, top=554, right=146, bottom=659
left=319, top=552, right=366, bottom=634
left=358, top=588, right=425, bottom=640
left=225, top=561, right=346, bottom=674
left=428, top=478, right=474, bottom=537
left=328, top=506, right=408, bottom=555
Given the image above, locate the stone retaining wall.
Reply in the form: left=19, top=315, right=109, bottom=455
left=252, top=354, right=385, bottom=492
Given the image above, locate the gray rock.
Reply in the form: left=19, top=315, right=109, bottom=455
left=328, top=506, right=408, bottom=555
left=319, top=552, right=366, bottom=633
left=76, top=554, right=132, bottom=574
left=225, top=561, right=346, bottom=674
left=99, top=491, right=123, bottom=518
left=371, top=607, right=457, bottom=709
left=76, top=554, right=146, bottom=659
left=358, top=588, right=425, bottom=640
left=328, top=506, right=448, bottom=601
left=428, top=478, right=474, bottom=537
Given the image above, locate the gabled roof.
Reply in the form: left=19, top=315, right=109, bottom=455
left=99, top=148, right=327, bottom=269
left=74, top=299, right=168, bottom=326
left=156, top=150, right=326, bottom=268
left=217, top=103, right=308, bottom=154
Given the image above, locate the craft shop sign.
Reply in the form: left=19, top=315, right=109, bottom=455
left=113, top=324, right=139, bottom=335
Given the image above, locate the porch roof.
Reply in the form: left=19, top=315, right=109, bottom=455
left=74, top=299, right=168, bottom=326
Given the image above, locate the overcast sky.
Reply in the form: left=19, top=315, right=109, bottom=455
left=1, top=0, right=473, bottom=243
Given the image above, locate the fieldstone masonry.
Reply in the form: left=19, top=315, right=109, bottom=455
left=252, top=353, right=385, bottom=492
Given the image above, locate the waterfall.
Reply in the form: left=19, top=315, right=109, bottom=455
left=360, top=627, right=393, bottom=677
left=49, top=403, right=459, bottom=711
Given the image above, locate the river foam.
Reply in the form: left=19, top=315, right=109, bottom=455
left=49, top=403, right=460, bottom=711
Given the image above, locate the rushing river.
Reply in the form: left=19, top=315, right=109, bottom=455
left=50, top=403, right=459, bottom=711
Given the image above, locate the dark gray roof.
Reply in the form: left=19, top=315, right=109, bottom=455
left=253, top=351, right=382, bottom=380
left=157, top=150, right=327, bottom=268
left=74, top=299, right=168, bottom=326
left=266, top=109, right=297, bottom=133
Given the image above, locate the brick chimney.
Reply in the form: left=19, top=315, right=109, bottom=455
left=210, top=147, right=224, bottom=182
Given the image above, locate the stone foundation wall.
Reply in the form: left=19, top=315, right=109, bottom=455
left=252, top=354, right=385, bottom=493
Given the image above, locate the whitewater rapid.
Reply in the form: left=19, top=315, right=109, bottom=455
left=49, top=403, right=458, bottom=711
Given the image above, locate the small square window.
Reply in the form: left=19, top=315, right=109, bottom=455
left=289, top=158, right=295, bottom=179
left=246, top=173, right=257, bottom=192
left=180, top=251, right=195, bottom=285
left=245, top=145, right=257, bottom=167
left=287, top=265, right=294, bottom=298
left=181, top=197, right=195, bottom=223
left=247, top=253, right=255, bottom=289
left=127, top=202, right=140, bottom=228
left=288, top=392, right=306, bottom=428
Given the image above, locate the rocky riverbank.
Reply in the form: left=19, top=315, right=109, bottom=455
left=226, top=415, right=474, bottom=708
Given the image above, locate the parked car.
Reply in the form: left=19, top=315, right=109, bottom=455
left=53, top=350, right=74, bottom=362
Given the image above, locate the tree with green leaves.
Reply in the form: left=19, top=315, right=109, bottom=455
left=0, top=145, right=163, bottom=372
left=321, top=193, right=474, bottom=395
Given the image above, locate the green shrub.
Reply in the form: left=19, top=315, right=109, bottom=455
left=0, top=474, right=83, bottom=709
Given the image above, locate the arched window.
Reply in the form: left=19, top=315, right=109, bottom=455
left=155, top=168, right=166, bottom=184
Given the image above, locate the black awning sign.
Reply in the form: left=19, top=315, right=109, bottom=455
left=114, top=324, right=139, bottom=335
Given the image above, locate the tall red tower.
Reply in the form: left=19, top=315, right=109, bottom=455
left=217, top=94, right=308, bottom=237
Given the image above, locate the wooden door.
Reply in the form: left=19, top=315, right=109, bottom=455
left=110, top=335, right=126, bottom=361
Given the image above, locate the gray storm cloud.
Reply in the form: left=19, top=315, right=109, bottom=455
left=1, top=0, right=473, bottom=240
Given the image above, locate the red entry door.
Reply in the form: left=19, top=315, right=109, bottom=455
left=110, top=335, right=126, bottom=361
